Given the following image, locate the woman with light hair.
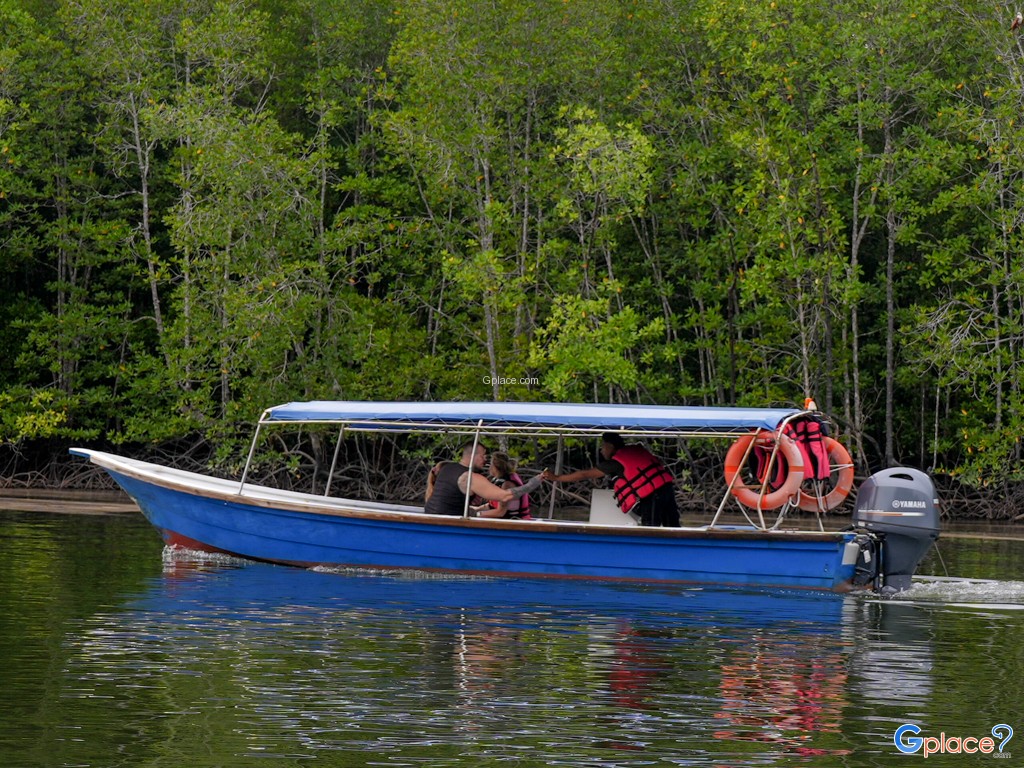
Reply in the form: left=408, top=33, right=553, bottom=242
left=478, top=451, right=533, bottom=520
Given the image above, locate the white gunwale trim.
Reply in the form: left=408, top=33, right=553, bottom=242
left=71, top=448, right=848, bottom=543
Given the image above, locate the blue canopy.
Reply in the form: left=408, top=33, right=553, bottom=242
left=260, top=401, right=802, bottom=435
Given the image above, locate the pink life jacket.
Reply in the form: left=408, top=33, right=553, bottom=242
left=488, top=472, right=531, bottom=518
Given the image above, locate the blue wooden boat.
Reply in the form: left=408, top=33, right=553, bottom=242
left=70, top=401, right=940, bottom=593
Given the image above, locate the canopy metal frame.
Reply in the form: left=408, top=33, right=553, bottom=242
left=237, top=401, right=822, bottom=531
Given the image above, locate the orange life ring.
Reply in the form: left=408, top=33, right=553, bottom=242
left=796, top=437, right=854, bottom=512
left=724, top=430, right=805, bottom=510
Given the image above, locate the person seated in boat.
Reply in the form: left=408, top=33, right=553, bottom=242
left=477, top=452, right=533, bottom=520
left=543, top=432, right=679, bottom=527
left=425, top=443, right=542, bottom=517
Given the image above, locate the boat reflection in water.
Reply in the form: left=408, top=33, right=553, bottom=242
left=711, top=635, right=852, bottom=757
left=850, top=601, right=935, bottom=709
left=74, top=549, right=1024, bottom=766
left=110, top=553, right=875, bottom=761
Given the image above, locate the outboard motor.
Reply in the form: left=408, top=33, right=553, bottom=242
left=852, top=467, right=940, bottom=594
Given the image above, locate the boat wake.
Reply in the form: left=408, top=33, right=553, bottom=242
left=868, top=575, right=1024, bottom=610
left=310, top=564, right=497, bottom=581
left=162, top=544, right=250, bottom=568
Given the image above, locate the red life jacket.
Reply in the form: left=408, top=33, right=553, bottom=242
left=788, top=417, right=831, bottom=481
left=751, top=417, right=832, bottom=489
left=611, top=445, right=674, bottom=513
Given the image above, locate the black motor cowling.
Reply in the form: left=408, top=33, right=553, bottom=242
left=852, top=467, right=941, bottom=593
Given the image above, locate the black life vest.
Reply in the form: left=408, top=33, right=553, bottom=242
left=611, top=445, right=674, bottom=513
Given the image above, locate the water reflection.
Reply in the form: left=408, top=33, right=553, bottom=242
left=712, top=635, right=850, bottom=752
left=601, top=622, right=673, bottom=710
left=852, top=601, right=935, bottom=709
left=63, top=556, right=862, bottom=764
left=9, top=522, right=1024, bottom=768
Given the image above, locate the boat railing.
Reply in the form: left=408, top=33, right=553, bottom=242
left=707, top=410, right=822, bottom=531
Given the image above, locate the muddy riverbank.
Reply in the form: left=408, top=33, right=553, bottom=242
left=0, top=488, right=138, bottom=514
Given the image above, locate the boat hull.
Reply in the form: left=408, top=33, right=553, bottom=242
left=74, top=449, right=863, bottom=591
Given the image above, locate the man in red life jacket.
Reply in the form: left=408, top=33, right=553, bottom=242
left=543, top=433, right=679, bottom=527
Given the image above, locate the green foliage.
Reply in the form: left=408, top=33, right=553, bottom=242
left=530, top=286, right=665, bottom=402
left=2, top=0, right=1024, bottom=491
left=0, top=387, right=100, bottom=442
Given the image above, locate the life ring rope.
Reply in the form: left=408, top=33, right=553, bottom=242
left=724, top=430, right=805, bottom=511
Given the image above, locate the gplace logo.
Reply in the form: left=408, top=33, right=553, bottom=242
left=894, top=724, right=1014, bottom=758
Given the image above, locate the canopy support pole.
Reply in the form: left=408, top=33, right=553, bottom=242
left=547, top=436, right=564, bottom=519
left=463, top=420, right=484, bottom=518
left=238, top=418, right=266, bottom=494
left=709, top=432, right=758, bottom=528
left=324, top=426, right=345, bottom=497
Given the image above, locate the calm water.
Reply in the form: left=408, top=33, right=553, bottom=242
left=1, top=508, right=1023, bottom=768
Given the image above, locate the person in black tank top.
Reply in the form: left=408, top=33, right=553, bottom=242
left=425, top=443, right=543, bottom=517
